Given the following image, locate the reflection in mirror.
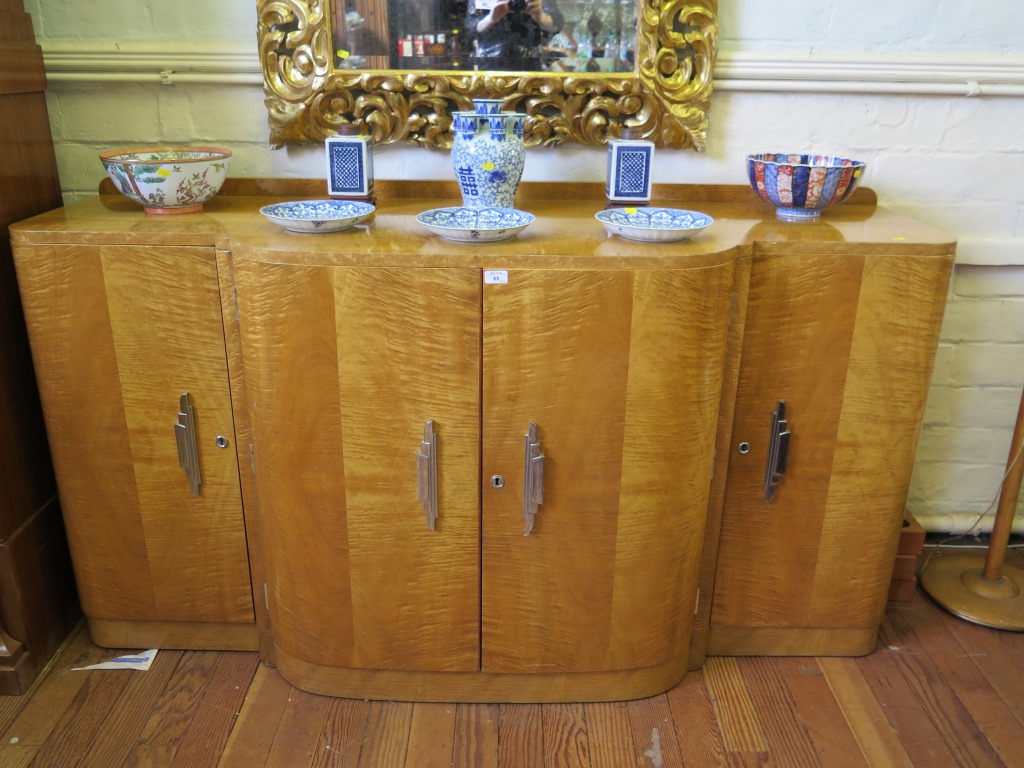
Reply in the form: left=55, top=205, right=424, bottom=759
left=332, top=0, right=638, bottom=75
left=260, top=0, right=717, bottom=149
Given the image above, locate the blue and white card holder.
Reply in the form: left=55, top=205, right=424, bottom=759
left=326, top=130, right=374, bottom=199
left=606, top=135, right=654, bottom=204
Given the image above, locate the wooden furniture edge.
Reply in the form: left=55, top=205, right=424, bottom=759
left=0, top=42, right=46, bottom=96
left=707, top=626, right=880, bottom=657
left=215, top=249, right=276, bottom=665
left=688, top=253, right=753, bottom=670
left=97, top=177, right=878, bottom=207
left=88, top=618, right=259, bottom=652
left=273, top=648, right=690, bottom=703
left=753, top=241, right=957, bottom=258
left=0, top=624, right=29, bottom=695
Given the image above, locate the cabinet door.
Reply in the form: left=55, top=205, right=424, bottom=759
left=14, top=244, right=254, bottom=625
left=236, top=263, right=481, bottom=672
left=481, top=267, right=733, bottom=673
left=711, top=251, right=950, bottom=645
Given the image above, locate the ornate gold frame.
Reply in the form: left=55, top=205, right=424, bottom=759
left=258, top=0, right=717, bottom=149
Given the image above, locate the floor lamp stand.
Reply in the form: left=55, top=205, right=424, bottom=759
left=920, top=383, right=1024, bottom=630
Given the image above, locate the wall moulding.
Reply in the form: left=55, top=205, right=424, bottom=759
left=39, top=43, right=1024, bottom=97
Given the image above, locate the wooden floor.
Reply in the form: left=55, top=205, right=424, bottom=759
left=3, top=549, right=1024, bottom=768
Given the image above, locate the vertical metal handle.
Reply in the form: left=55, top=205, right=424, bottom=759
left=764, top=400, right=791, bottom=502
left=417, top=420, right=439, bottom=531
left=175, top=392, right=202, bottom=496
left=523, top=421, right=545, bottom=535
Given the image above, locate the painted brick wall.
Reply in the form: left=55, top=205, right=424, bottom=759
left=23, top=0, right=1024, bottom=531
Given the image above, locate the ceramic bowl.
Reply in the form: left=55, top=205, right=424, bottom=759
left=259, top=199, right=376, bottom=233
left=416, top=207, right=534, bottom=242
left=99, top=147, right=231, bottom=214
left=746, top=153, right=866, bottom=221
left=595, top=207, right=713, bottom=242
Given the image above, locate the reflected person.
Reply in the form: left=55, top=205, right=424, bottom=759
left=466, top=0, right=564, bottom=71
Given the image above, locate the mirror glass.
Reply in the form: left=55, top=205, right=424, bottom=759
left=332, top=0, right=638, bottom=75
left=259, top=0, right=717, bottom=149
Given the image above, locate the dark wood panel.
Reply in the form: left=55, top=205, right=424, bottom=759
left=0, top=44, right=45, bottom=94
left=0, top=0, right=75, bottom=695
left=0, top=9, right=37, bottom=47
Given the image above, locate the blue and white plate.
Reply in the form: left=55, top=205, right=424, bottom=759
left=416, top=207, right=534, bottom=242
left=260, top=199, right=375, bottom=233
left=595, top=207, right=713, bottom=242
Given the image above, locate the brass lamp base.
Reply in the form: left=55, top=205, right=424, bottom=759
left=919, top=552, right=1024, bottom=631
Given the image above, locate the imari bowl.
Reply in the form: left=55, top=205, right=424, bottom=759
left=595, top=207, right=713, bottom=242
left=746, top=153, right=866, bottom=221
left=416, top=206, right=534, bottom=242
left=99, top=147, right=231, bottom=214
left=259, top=200, right=376, bottom=233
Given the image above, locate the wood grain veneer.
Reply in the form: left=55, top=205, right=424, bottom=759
left=235, top=264, right=482, bottom=673
left=13, top=244, right=255, bottom=644
left=9, top=179, right=957, bottom=701
left=707, top=248, right=954, bottom=654
left=480, top=266, right=732, bottom=675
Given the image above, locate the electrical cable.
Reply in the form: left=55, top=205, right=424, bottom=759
left=917, top=439, right=1024, bottom=576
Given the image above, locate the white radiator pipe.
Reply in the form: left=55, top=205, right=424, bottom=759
left=913, top=511, right=1024, bottom=535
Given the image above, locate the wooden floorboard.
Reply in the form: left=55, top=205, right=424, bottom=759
left=3, top=559, right=1024, bottom=768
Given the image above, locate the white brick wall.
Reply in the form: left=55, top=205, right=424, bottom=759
left=910, top=265, right=1024, bottom=531
left=24, top=0, right=1024, bottom=532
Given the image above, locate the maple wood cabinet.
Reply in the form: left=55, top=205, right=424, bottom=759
left=232, top=252, right=733, bottom=700
left=10, top=180, right=956, bottom=702
left=12, top=242, right=258, bottom=651
left=704, top=244, right=953, bottom=657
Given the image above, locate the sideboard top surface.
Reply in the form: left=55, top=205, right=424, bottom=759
left=10, top=180, right=956, bottom=269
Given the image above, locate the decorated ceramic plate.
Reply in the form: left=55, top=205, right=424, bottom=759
left=416, top=206, right=535, bottom=242
left=595, top=206, right=713, bottom=242
left=260, top=199, right=375, bottom=233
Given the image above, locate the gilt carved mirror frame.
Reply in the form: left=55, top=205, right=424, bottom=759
left=258, top=0, right=717, bottom=149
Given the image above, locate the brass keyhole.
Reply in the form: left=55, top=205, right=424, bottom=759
left=490, top=475, right=505, bottom=488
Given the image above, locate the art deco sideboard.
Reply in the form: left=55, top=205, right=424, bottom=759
left=9, top=179, right=955, bottom=702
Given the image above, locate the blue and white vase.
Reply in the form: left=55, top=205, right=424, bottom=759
left=451, top=100, right=526, bottom=209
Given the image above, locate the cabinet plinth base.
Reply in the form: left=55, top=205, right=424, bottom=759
left=706, top=626, right=880, bottom=657
left=88, top=617, right=259, bottom=651
left=273, top=648, right=689, bottom=703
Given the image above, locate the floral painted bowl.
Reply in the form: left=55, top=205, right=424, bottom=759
left=746, top=153, right=866, bottom=221
left=595, top=207, right=713, bottom=242
left=99, top=147, right=231, bottom=214
left=416, top=206, right=534, bottom=242
left=259, top=199, right=376, bottom=233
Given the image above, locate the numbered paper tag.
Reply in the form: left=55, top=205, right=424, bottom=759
left=484, top=270, right=509, bottom=284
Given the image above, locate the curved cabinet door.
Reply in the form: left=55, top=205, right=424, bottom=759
left=481, top=266, right=734, bottom=674
left=236, top=262, right=481, bottom=672
left=14, top=244, right=254, bottom=626
left=710, top=251, right=951, bottom=654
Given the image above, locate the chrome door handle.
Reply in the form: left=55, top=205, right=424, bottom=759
left=764, top=400, right=791, bottom=502
left=523, top=421, right=545, bottom=535
left=417, top=420, right=439, bottom=531
left=175, top=392, right=202, bottom=496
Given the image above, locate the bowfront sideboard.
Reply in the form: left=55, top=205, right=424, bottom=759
left=9, top=180, right=955, bottom=702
